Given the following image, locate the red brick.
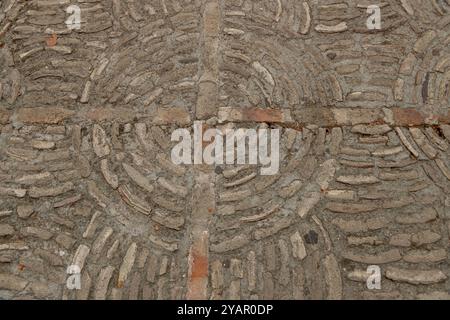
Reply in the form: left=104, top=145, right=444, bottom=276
left=83, top=107, right=135, bottom=123
left=392, top=108, right=425, bottom=126
left=219, top=107, right=292, bottom=123
left=187, top=232, right=209, bottom=300
left=153, top=107, right=191, bottom=125
left=16, top=107, right=74, bottom=124
left=293, top=108, right=336, bottom=127
left=438, top=110, right=450, bottom=124
left=242, top=108, right=284, bottom=122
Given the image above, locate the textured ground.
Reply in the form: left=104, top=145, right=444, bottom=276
left=0, top=0, right=450, bottom=300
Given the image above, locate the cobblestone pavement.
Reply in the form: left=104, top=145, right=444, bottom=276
left=1, top=0, right=450, bottom=300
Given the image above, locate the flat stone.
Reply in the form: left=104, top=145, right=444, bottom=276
left=403, top=249, right=447, bottom=263
left=389, top=234, right=411, bottom=247
left=413, top=30, right=437, bottom=54
left=342, top=249, right=402, bottom=264
left=396, top=208, right=437, bottom=224
left=326, top=201, right=379, bottom=214
left=29, top=182, right=74, bottom=198
left=323, top=254, right=342, bottom=300
left=325, top=190, right=356, bottom=201
left=218, top=107, right=292, bottom=123
left=94, top=266, right=115, bottom=300
left=315, top=22, right=348, bottom=33
left=386, top=267, right=447, bottom=285
left=83, top=107, right=135, bottom=123
left=72, top=244, right=90, bottom=271
left=16, top=107, right=75, bottom=124
left=31, top=140, right=55, bottom=150
left=351, top=124, right=392, bottom=135
left=211, top=260, right=223, bottom=289
left=92, top=124, right=110, bottom=158
left=117, top=243, right=137, bottom=288
left=21, top=227, right=53, bottom=240
left=153, top=107, right=191, bottom=125
left=411, top=230, right=441, bottom=246
left=337, top=175, right=379, bottom=185
left=17, top=205, right=34, bottom=219
left=290, top=231, right=307, bottom=260
left=34, top=248, right=63, bottom=266
left=417, top=291, right=450, bottom=300
left=210, top=234, right=250, bottom=253
left=332, top=217, right=389, bottom=233
left=55, top=233, right=76, bottom=250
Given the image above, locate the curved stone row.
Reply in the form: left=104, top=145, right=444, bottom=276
left=0, top=0, right=449, bottom=300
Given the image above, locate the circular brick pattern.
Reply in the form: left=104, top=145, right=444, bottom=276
left=0, top=0, right=449, bottom=300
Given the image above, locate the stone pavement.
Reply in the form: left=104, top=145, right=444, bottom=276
left=0, top=0, right=450, bottom=300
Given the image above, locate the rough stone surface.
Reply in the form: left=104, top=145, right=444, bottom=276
left=0, top=0, right=449, bottom=301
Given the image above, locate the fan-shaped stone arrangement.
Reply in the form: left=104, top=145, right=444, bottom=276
left=0, top=0, right=449, bottom=300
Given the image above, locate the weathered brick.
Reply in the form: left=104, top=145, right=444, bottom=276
left=16, top=107, right=75, bottom=124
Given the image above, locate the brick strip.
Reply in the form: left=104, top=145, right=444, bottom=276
left=187, top=0, right=220, bottom=299
left=2, top=107, right=191, bottom=125
left=3, top=106, right=449, bottom=127
left=187, top=170, right=215, bottom=300
left=392, top=108, right=450, bottom=126
left=218, top=107, right=450, bottom=127
left=14, top=107, right=75, bottom=124
left=81, top=106, right=191, bottom=125
left=196, top=0, right=220, bottom=120
left=219, top=107, right=293, bottom=123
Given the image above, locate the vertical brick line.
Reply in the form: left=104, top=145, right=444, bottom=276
left=187, top=0, right=220, bottom=299
left=187, top=170, right=216, bottom=299
left=195, top=0, right=220, bottom=120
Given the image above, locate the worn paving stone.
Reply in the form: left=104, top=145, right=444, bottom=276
left=0, top=0, right=449, bottom=301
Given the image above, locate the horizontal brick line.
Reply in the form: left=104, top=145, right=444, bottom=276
left=2, top=106, right=449, bottom=127
left=1, top=106, right=192, bottom=126
left=219, top=107, right=450, bottom=127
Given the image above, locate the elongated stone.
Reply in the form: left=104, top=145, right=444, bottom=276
left=83, top=211, right=102, bottom=239
left=92, top=124, right=110, bottom=158
left=332, top=217, right=389, bottom=233
left=122, top=163, right=154, bottom=193
left=100, top=159, right=118, bottom=189
left=290, top=231, right=307, bottom=260
left=315, top=22, right=348, bottom=33
left=327, top=201, right=378, bottom=214
left=323, top=254, right=342, bottom=300
left=118, top=243, right=137, bottom=288
left=21, top=227, right=53, bottom=240
left=72, top=245, right=90, bottom=271
left=351, top=124, right=391, bottom=135
left=247, top=251, right=256, bottom=292
left=403, top=249, right=447, bottom=263
left=413, top=30, right=437, bottom=54
left=211, top=260, right=223, bottom=290
left=409, top=128, right=437, bottom=159
left=29, top=182, right=73, bottom=198
left=343, top=249, right=402, bottom=264
left=210, top=234, right=250, bottom=253
left=386, top=267, right=446, bottom=284
left=0, top=186, right=26, bottom=198
left=94, top=266, right=115, bottom=300
left=396, top=208, right=437, bottom=224
left=337, top=175, right=379, bottom=185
